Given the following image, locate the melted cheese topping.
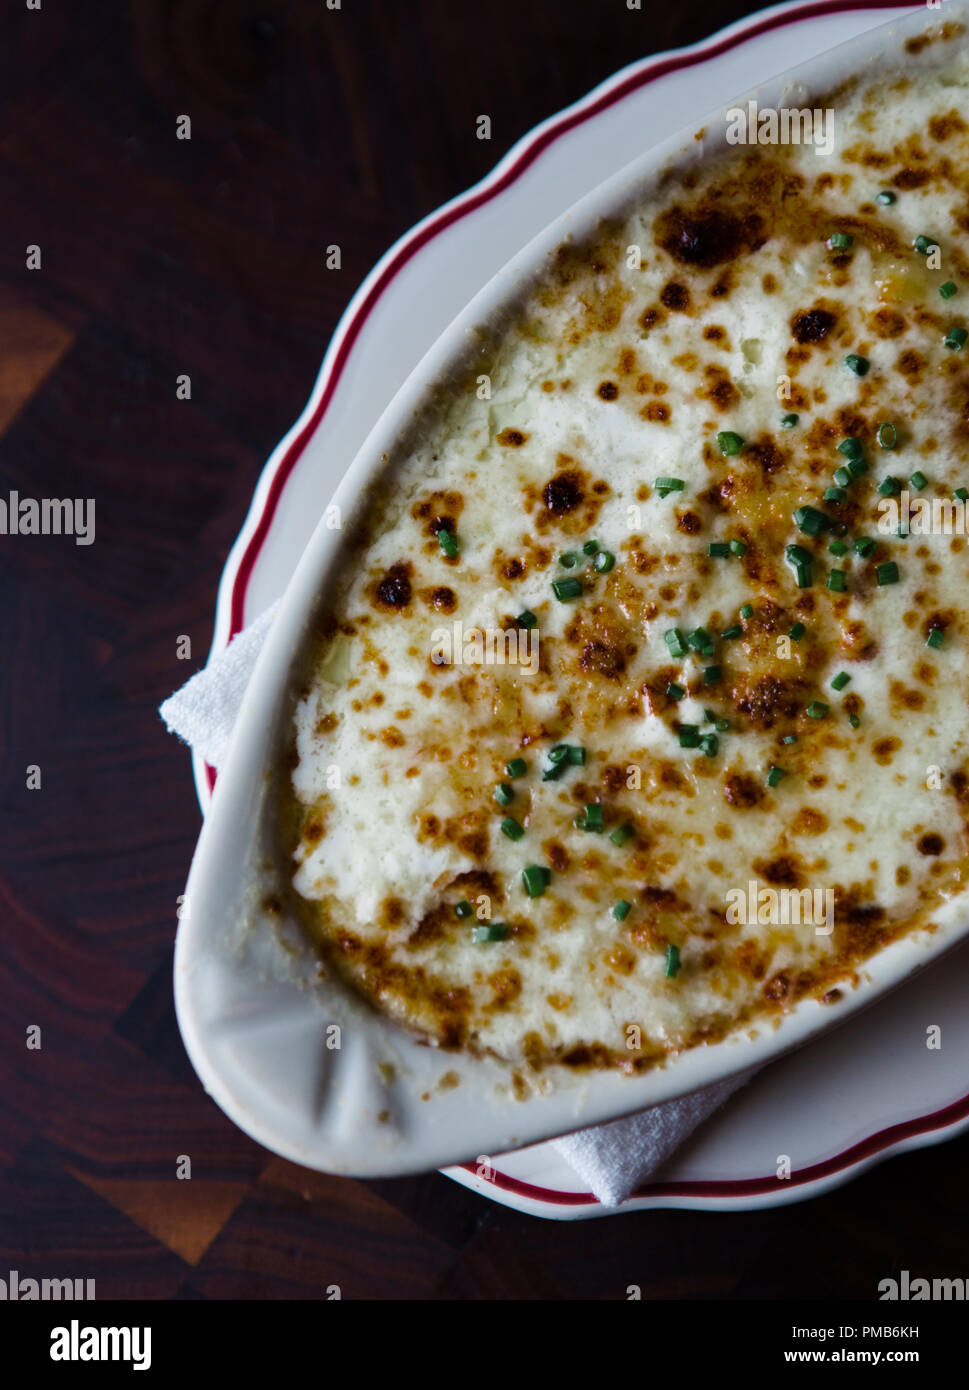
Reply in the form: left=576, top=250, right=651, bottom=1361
left=284, top=30, right=969, bottom=1071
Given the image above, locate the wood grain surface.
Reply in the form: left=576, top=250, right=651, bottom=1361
left=1, top=0, right=966, bottom=1300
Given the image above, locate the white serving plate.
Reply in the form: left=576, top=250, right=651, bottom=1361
left=176, top=0, right=969, bottom=1194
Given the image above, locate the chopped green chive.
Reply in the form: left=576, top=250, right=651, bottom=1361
left=806, top=701, right=829, bottom=719
left=687, top=627, right=714, bottom=656
left=575, top=804, right=603, bottom=832
left=666, top=682, right=686, bottom=701
left=833, top=467, right=853, bottom=488
left=854, top=536, right=876, bottom=558
left=940, top=281, right=958, bottom=300
left=454, top=900, right=473, bottom=919
left=781, top=413, right=799, bottom=428
left=945, top=327, right=968, bottom=351
left=767, top=765, right=786, bottom=787
left=955, top=488, right=969, bottom=503
left=914, top=234, right=938, bottom=255
left=438, top=528, right=459, bottom=558
left=794, top=505, right=830, bottom=537
left=703, top=665, right=722, bottom=685
left=500, top=817, right=524, bottom=841
left=717, top=430, right=745, bottom=456
left=655, top=476, right=685, bottom=497
left=552, top=577, right=583, bottom=601
left=494, top=782, right=515, bottom=807
left=876, top=561, right=899, bottom=586
left=847, top=456, right=869, bottom=478
left=665, top=628, right=687, bottom=658
left=542, top=743, right=585, bottom=780
left=844, top=354, right=870, bottom=376
left=827, top=569, right=846, bottom=592
left=559, top=550, right=579, bottom=568
left=909, top=471, right=928, bottom=492
left=827, top=231, right=854, bottom=250
left=613, top=900, right=631, bottom=921
left=875, top=190, right=896, bottom=205
left=729, top=538, right=747, bottom=558
left=708, top=541, right=731, bottom=558
left=828, top=539, right=848, bottom=556
left=824, top=486, right=847, bottom=504
left=471, top=922, right=509, bottom=943
left=699, top=733, right=719, bottom=757
left=831, top=671, right=851, bottom=691
left=794, top=562, right=813, bottom=588
left=720, top=624, right=742, bottom=640
left=838, top=437, right=864, bottom=461
left=522, top=864, right=551, bottom=898
left=877, top=476, right=901, bottom=497
left=593, top=550, right=615, bottom=573
left=664, top=944, right=681, bottom=979
left=781, top=734, right=798, bottom=745
left=786, top=544, right=813, bottom=565
left=789, top=622, right=806, bottom=641
left=926, top=627, right=945, bottom=650
left=517, top=610, right=538, bottom=629
left=506, top=757, right=527, bottom=778
left=582, top=539, right=599, bottom=555
left=609, top=823, right=635, bottom=848
left=702, top=707, right=716, bottom=723
left=678, top=725, right=700, bottom=748
left=740, top=603, right=754, bottom=620
left=848, top=713, right=861, bottom=729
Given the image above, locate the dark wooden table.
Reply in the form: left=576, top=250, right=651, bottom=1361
left=1, top=0, right=966, bottom=1301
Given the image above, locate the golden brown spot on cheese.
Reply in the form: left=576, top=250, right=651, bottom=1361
left=487, top=968, right=523, bottom=1009
left=723, top=772, right=763, bottom=808
left=755, top=855, right=803, bottom=887
left=420, top=585, right=458, bottom=614
left=734, top=673, right=808, bottom=730
left=638, top=305, right=666, bottom=334
left=917, top=832, right=945, bottom=856
left=893, top=166, right=931, bottom=189
left=597, top=380, right=619, bottom=401
left=872, top=736, right=901, bottom=764
left=373, top=562, right=413, bottom=611
left=897, top=348, right=926, bottom=382
left=655, top=204, right=762, bottom=269
left=411, top=489, right=464, bottom=534
left=698, top=364, right=740, bottom=411
left=792, top=306, right=837, bottom=344
left=870, top=306, right=907, bottom=338
left=539, top=460, right=590, bottom=521
left=793, top=807, right=828, bottom=836
left=929, top=110, right=967, bottom=141
left=496, top=553, right=525, bottom=581
left=660, top=280, right=691, bottom=311
left=580, top=639, right=627, bottom=679
left=496, top=427, right=528, bottom=447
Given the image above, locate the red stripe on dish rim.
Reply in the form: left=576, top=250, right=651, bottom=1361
left=459, top=1087, right=969, bottom=1206
left=212, top=0, right=961, bottom=1205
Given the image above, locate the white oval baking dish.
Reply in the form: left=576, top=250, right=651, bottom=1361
left=175, top=0, right=969, bottom=1176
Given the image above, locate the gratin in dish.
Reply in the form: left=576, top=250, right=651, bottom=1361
left=281, top=19, right=969, bottom=1077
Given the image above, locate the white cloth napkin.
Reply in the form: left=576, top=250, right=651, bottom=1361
left=160, top=611, right=756, bottom=1205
